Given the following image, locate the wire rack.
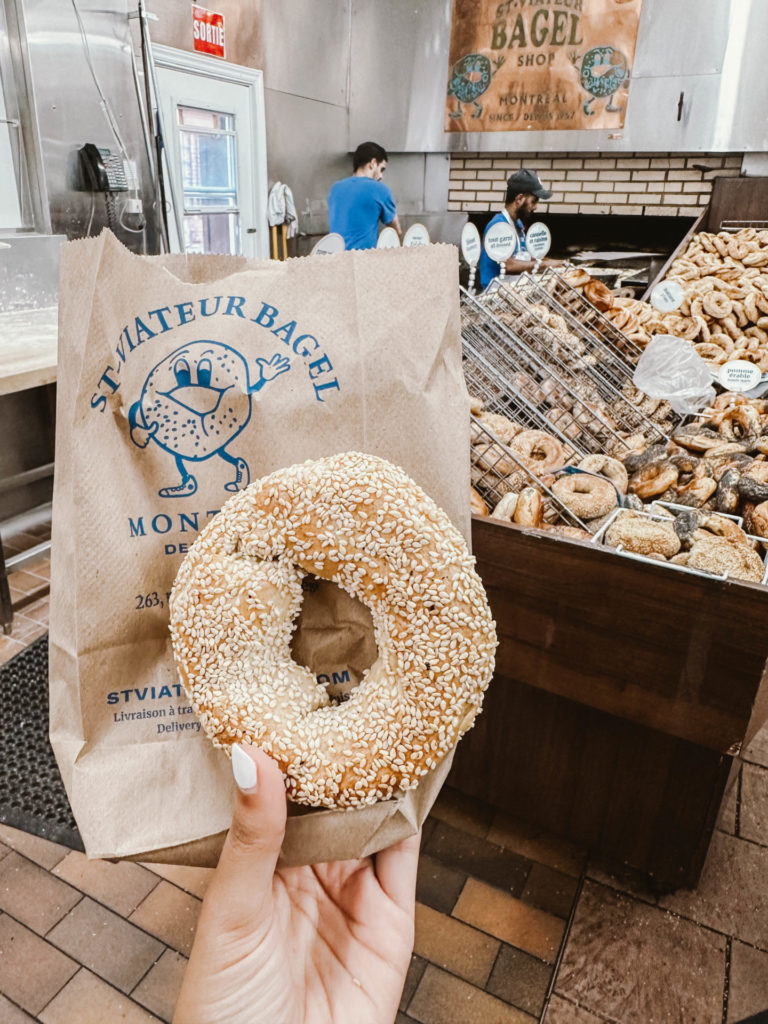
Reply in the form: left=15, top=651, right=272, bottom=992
left=462, top=286, right=670, bottom=457
left=535, top=268, right=647, bottom=365
left=469, top=416, right=590, bottom=532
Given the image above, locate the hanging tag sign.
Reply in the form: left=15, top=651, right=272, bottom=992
left=403, top=223, right=430, bottom=247
left=310, top=233, right=345, bottom=256
left=650, top=280, right=685, bottom=312
left=526, top=222, right=552, bottom=261
left=483, top=220, right=515, bottom=266
left=460, top=222, right=482, bottom=267
left=718, top=359, right=763, bottom=392
left=192, top=5, right=225, bottom=58
left=377, top=227, right=401, bottom=249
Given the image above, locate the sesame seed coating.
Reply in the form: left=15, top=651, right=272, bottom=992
left=169, top=451, right=497, bottom=807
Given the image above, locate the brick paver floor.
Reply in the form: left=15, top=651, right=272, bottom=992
left=1, top=527, right=767, bottom=1022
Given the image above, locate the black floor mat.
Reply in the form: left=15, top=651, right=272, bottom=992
left=0, top=635, right=83, bottom=851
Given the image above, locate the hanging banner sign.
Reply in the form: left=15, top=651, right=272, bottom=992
left=192, top=5, right=226, bottom=59
left=445, top=0, right=644, bottom=133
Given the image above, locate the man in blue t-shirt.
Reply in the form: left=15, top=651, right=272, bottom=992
left=328, top=142, right=402, bottom=250
left=478, top=169, right=562, bottom=289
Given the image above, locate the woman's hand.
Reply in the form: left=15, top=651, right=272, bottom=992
left=173, top=744, right=419, bottom=1024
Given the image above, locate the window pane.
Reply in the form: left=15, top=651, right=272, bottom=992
left=183, top=212, right=239, bottom=255
left=184, top=192, right=238, bottom=212
left=179, top=128, right=236, bottom=193
left=177, top=107, right=233, bottom=131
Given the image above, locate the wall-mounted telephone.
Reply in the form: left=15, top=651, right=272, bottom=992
left=78, top=143, right=128, bottom=192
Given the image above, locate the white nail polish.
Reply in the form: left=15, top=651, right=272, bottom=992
left=232, top=744, right=258, bottom=792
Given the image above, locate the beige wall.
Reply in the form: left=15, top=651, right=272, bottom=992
left=448, top=153, right=744, bottom=218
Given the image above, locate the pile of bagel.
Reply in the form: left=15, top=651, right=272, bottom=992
left=566, top=228, right=768, bottom=370
left=563, top=266, right=655, bottom=350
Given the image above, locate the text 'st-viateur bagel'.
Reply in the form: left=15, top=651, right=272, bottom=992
left=169, top=451, right=497, bottom=808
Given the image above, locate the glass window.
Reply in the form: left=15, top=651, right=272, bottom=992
left=176, top=104, right=239, bottom=254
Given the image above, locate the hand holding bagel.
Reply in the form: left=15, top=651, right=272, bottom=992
left=173, top=744, right=420, bottom=1024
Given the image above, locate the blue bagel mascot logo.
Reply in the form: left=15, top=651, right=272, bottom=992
left=128, top=340, right=290, bottom=498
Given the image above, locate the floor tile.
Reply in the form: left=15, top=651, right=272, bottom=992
left=18, top=594, right=50, bottom=624
left=739, top=763, right=768, bottom=845
left=6, top=570, right=45, bottom=595
left=555, top=881, right=726, bottom=1024
left=717, top=770, right=739, bottom=836
left=424, top=822, right=531, bottom=897
left=5, top=614, right=46, bottom=644
left=414, top=901, right=500, bottom=988
left=744, top=721, right=768, bottom=768
left=486, top=944, right=552, bottom=1017
left=453, top=877, right=565, bottom=963
left=416, top=852, right=466, bottom=914
left=727, top=940, right=768, bottom=1022
left=429, top=786, right=495, bottom=839
left=407, top=963, right=536, bottom=1024
left=47, top=897, right=164, bottom=993
left=0, top=913, right=77, bottom=1015
left=38, top=967, right=161, bottom=1023
left=130, top=948, right=188, bottom=1022
left=0, top=992, right=35, bottom=1022
left=659, top=831, right=768, bottom=950
left=53, top=851, right=160, bottom=917
left=129, top=880, right=202, bottom=957
left=400, top=955, right=427, bottom=1012
left=521, top=863, right=579, bottom=920
left=139, top=862, right=214, bottom=900
left=0, top=842, right=11, bottom=863
left=0, top=825, right=69, bottom=870
left=0, top=636, right=26, bottom=664
left=487, top=811, right=586, bottom=878
left=0, top=852, right=81, bottom=935
left=543, top=995, right=610, bottom=1023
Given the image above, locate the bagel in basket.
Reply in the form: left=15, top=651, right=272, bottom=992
left=169, top=451, right=497, bottom=808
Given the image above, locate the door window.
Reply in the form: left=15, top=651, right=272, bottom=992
left=177, top=105, right=239, bottom=254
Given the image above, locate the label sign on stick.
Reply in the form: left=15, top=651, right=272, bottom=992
left=526, top=222, right=551, bottom=261
left=403, top=223, right=430, bottom=247
left=718, top=359, right=763, bottom=392
left=310, top=233, right=345, bottom=256
left=651, top=280, right=685, bottom=313
left=377, top=226, right=400, bottom=249
left=483, top=220, right=515, bottom=266
left=460, top=222, right=481, bottom=266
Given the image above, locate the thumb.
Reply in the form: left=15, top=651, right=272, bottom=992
left=204, top=744, right=288, bottom=928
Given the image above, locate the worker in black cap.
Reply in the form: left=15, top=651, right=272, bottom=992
left=478, top=168, right=562, bottom=289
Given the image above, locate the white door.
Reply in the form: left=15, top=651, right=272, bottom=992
left=153, top=46, right=268, bottom=259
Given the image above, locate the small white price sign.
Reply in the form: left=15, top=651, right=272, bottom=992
left=526, top=222, right=552, bottom=261
left=376, top=226, right=400, bottom=249
left=650, top=280, right=685, bottom=312
left=403, top=223, right=430, bottom=247
left=483, top=220, right=515, bottom=265
left=310, top=233, right=345, bottom=256
left=460, top=222, right=481, bottom=266
left=718, top=359, right=763, bottom=392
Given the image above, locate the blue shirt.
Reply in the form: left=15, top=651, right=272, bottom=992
left=478, top=211, right=531, bottom=288
left=327, top=176, right=397, bottom=250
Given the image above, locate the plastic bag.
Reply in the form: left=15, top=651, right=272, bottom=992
left=632, top=334, right=716, bottom=416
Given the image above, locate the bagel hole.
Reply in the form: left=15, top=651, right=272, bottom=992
left=290, top=575, right=377, bottom=705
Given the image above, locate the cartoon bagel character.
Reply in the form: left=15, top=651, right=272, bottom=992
left=128, top=340, right=290, bottom=498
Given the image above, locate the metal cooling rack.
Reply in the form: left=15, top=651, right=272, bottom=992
left=470, top=416, right=591, bottom=532
left=536, top=268, right=647, bottom=365
left=463, top=286, right=669, bottom=457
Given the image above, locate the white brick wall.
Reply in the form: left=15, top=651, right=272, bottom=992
left=447, top=153, right=743, bottom=217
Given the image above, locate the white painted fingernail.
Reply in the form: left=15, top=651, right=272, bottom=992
left=232, top=744, right=258, bottom=792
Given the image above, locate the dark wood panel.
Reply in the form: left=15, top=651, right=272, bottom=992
left=471, top=516, right=768, bottom=753
left=449, top=671, right=730, bottom=891
left=706, top=177, right=768, bottom=232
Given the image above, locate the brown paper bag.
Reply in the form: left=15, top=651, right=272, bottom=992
left=49, top=230, right=471, bottom=864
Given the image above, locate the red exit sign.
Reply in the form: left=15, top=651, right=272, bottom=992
left=192, top=5, right=225, bottom=58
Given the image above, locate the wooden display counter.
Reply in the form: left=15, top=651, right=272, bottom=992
left=449, top=516, right=768, bottom=891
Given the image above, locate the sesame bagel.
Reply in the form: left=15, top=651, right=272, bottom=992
left=169, top=451, right=497, bottom=808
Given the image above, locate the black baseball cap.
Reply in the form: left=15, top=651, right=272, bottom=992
left=507, top=169, right=553, bottom=200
